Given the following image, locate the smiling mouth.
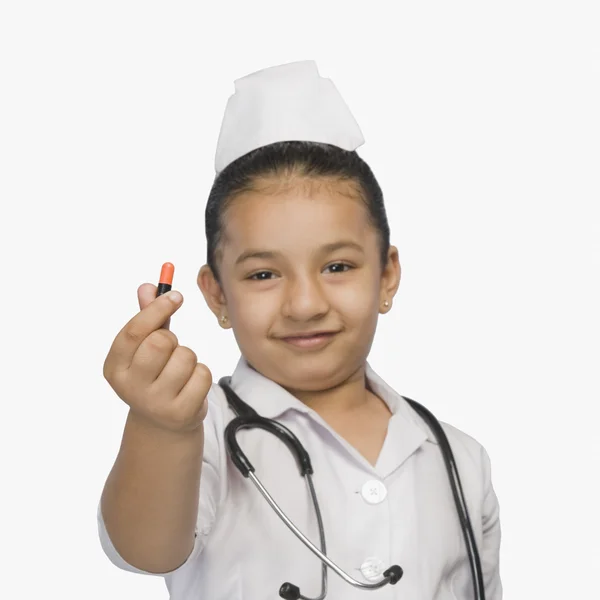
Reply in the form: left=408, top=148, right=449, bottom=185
left=280, top=332, right=338, bottom=349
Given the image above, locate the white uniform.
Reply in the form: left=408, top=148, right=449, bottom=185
left=98, top=356, right=502, bottom=599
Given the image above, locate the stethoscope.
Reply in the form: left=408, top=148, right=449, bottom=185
left=219, top=377, right=486, bottom=600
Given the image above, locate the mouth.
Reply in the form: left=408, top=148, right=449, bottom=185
left=279, top=331, right=339, bottom=349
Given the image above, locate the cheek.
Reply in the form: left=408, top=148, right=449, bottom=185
left=228, top=287, right=276, bottom=329
left=332, top=275, right=380, bottom=316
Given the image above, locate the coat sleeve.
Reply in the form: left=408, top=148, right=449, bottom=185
left=480, top=445, right=503, bottom=599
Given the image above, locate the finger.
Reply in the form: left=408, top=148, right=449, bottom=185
left=148, top=345, right=198, bottom=399
left=144, top=349, right=206, bottom=428
left=171, top=362, right=212, bottom=424
left=138, top=283, right=158, bottom=311
left=128, top=328, right=180, bottom=386
left=104, top=289, right=183, bottom=374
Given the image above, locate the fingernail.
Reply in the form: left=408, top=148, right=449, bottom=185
left=167, top=291, right=182, bottom=303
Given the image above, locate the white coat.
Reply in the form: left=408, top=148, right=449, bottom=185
left=98, top=356, right=502, bottom=599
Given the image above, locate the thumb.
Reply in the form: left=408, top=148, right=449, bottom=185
left=137, top=282, right=174, bottom=330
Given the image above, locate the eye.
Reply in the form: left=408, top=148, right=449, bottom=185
left=325, top=262, right=353, bottom=274
left=248, top=271, right=275, bottom=281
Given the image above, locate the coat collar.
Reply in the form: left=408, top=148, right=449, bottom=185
left=226, top=355, right=438, bottom=446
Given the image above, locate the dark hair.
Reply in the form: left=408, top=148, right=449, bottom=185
left=205, top=141, right=390, bottom=283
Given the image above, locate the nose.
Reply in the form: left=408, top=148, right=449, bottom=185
left=281, top=274, right=330, bottom=321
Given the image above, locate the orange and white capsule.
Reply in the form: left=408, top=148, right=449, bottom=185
left=156, top=262, right=175, bottom=297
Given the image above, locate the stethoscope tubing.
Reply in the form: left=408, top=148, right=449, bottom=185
left=403, top=397, right=486, bottom=600
left=247, top=470, right=394, bottom=591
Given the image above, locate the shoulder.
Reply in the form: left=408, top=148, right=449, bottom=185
left=439, top=420, right=489, bottom=465
left=406, top=399, right=494, bottom=489
left=434, top=418, right=496, bottom=509
left=197, top=382, right=235, bottom=470
left=204, top=381, right=235, bottom=428
left=404, top=397, right=487, bottom=456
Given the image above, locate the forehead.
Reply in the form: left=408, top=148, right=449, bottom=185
left=221, top=179, right=374, bottom=253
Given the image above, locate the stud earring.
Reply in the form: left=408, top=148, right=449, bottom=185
left=383, top=300, right=389, bottom=308
left=220, top=315, right=228, bottom=324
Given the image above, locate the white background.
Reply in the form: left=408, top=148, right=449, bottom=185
left=1, top=1, right=599, bottom=598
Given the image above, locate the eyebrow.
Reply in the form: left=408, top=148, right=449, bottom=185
left=234, top=240, right=364, bottom=266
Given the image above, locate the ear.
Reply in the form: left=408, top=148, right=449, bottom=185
left=380, top=245, right=401, bottom=312
left=197, top=264, right=228, bottom=321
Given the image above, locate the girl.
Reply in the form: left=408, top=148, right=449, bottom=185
left=99, top=61, right=502, bottom=599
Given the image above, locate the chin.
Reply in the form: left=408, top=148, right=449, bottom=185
left=271, top=355, right=361, bottom=392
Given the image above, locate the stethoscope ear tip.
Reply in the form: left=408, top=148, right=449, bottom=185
left=279, top=582, right=301, bottom=600
left=384, top=565, right=404, bottom=585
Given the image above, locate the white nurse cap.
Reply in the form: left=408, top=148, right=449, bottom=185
left=214, top=60, right=365, bottom=173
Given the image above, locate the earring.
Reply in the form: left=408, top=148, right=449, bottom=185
left=383, top=300, right=389, bottom=308
left=220, top=315, right=228, bottom=324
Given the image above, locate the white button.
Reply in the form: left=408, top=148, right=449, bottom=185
left=360, top=556, right=386, bottom=581
left=361, top=480, right=387, bottom=504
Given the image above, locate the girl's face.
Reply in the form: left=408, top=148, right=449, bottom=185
left=198, top=177, right=400, bottom=394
